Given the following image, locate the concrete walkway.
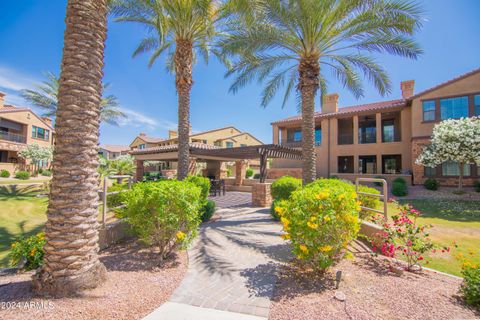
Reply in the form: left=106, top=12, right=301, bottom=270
left=144, top=192, right=290, bottom=320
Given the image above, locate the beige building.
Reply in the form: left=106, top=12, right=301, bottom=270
left=0, top=92, right=55, bottom=174
left=129, top=126, right=263, bottom=176
left=99, top=145, right=130, bottom=160
left=271, top=68, right=480, bottom=186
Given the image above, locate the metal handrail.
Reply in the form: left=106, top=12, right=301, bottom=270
left=0, top=131, right=26, bottom=143
left=355, top=177, right=388, bottom=220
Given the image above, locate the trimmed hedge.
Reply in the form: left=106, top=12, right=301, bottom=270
left=271, top=176, right=302, bottom=200
left=15, top=171, right=30, bottom=180
left=200, top=200, right=216, bottom=222
left=246, top=168, right=254, bottom=179
left=473, top=181, right=480, bottom=193
left=0, top=169, right=10, bottom=178
left=185, top=175, right=210, bottom=204
left=424, top=178, right=439, bottom=191
left=253, top=173, right=261, bottom=179
left=392, top=180, right=408, bottom=197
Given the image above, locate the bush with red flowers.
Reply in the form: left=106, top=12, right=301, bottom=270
left=373, top=200, right=438, bottom=271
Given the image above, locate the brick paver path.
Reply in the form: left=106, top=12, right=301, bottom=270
left=168, top=192, right=291, bottom=318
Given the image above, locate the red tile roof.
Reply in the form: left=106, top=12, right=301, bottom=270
left=100, top=145, right=130, bottom=153
left=271, top=99, right=406, bottom=125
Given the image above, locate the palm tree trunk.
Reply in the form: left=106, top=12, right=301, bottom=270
left=298, top=57, right=320, bottom=184
left=175, top=39, right=194, bottom=181
left=32, top=0, right=107, bottom=297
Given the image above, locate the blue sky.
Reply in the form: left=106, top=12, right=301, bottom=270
left=0, top=1, right=479, bottom=145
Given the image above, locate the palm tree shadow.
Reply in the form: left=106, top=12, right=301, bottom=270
left=0, top=185, right=41, bottom=199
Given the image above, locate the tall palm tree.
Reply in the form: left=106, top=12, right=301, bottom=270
left=21, top=72, right=127, bottom=126
left=32, top=0, right=108, bottom=297
left=110, top=0, right=227, bottom=180
left=223, top=0, right=423, bottom=184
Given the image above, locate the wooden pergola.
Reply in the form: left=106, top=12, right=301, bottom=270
left=130, top=143, right=302, bottom=183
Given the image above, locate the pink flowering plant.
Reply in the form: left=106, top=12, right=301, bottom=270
left=373, top=200, right=437, bottom=271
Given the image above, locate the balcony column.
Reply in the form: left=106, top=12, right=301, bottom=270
left=375, top=113, right=382, bottom=174
left=135, top=160, right=144, bottom=182
left=376, top=113, right=382, bottom=144
left=272, top=125, right=279, bottom=144
left=353, top=116, right=359, bottom=145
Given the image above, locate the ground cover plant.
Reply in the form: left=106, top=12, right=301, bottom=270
left=15, top=171, right=31, bottom=180
left=0, top=169, right=10, bottom=178
left=424, top=178, right=439, bottom=190
left=10, top=232, right=46, bottom=271
left=392, top=177, right=408, bottom=196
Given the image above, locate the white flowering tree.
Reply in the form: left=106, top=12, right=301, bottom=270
left=18, top=143, right=54, bottom=176
left=416, top=117, right=480, bottom=191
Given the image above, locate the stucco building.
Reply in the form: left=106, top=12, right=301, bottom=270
left=0, top=92, right=55, bottom=174
left=270, top=68, right=480, bottom=186
left=98, top=145, right=130, bottom=160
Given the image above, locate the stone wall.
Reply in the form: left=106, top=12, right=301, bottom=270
left=267, top=168, right=302, bottom=179
left=252, top=183, right=272, bottom=207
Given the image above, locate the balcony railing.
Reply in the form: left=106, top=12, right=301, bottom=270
left=0, top=131, right=27, bottom=144
left=281, top=141, right=321, bottom=148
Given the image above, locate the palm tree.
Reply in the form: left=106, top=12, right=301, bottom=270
left=32, top=0, right=108, bottom=297
left=223, top=0, right=423, bottom=184
left=21, top=72, right=127, bottom=126
left=110, top=0, right=227, bottom=180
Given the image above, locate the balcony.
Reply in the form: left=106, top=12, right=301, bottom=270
left=0, top=131, right=26, bottom=144
left=281, top=141, right=302, bottom=148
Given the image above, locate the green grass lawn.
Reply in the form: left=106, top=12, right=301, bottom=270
left=388, top=199, right=480, bottom=277
left=0, top=178, right=51, bottom=185
left=0, top=184, right=117, bottom=268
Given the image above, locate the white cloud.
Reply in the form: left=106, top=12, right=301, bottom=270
left=117, top=107, right=177, bottom=131
left=0, top=66, right=38, bottom=92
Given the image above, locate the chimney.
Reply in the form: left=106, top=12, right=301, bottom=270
left=42, top=117, right=53, bottom=127
left=322, top=93, right=339, bottom=113
left=0, top=92, right=5, bottom=109
left=168, top=130, right=178, bottom=139
left=400, top=80, right=415, bottom=99
left=139, top=132, right=146, bottom=137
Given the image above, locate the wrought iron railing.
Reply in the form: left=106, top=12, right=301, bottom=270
left=0, top=131, right=26, bottom=143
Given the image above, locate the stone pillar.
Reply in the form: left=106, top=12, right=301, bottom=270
left=252, top=183, right=272, bottom=207
left=353, top=115, right=359, bottom=145
left=235, top=160, right=246, bottom=186
left=135, top=160, right=144, bottom=182
left=376, top=113, right=382, bottom=144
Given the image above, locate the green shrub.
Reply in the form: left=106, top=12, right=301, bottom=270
left=253, top=173, right=261, bottom=179
left=245, top=168, right=254, bottom=179
left=276, top=179, right=360, bottom=271
left=41, top=169, right=52, bottom=177
left=10, top=232, right=46, bottom=271
left=374, top=176, right=385, bottom=186
left=15, top=171, right=30, bottom=180
left=392, top=180, right=408, bottom=197
left=200, top=200, right=216, bottom=222
left=424, top=178, right=439, bottom=191
left=473, top=181, right=480, bottom=193
left=122, top=181, right=201, bottom=260
left=226, top=168, right=232, bottom=177
left=393, top=177, right=407, bottom=185
left=0, top=169, right=10, bottom=178
left=270, top=199, right=283, bottom=221
left=271, top=176, right=302, bottom=200
left=185, top=175, right=210, bottom=204
left=461, top=261, right=480, bottom=309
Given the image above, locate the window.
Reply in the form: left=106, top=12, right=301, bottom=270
left=338, top=118, right=353, bottom=145
left=315, top=127, right=321, bottom=146
left=382, top=119, right=395, bottom=142
left=475, top=95, right=480, bottom=116
left=338, top=156, right=354, bottom=173
left=382, top=155, right=402, bottom=174
left=32, top=126, right=50, bottom=140
left=358, top=116, right=376, bottom=144
left=226, top=142, right=234, bottom=148
left=424, top=166, right=436, bottom=177
left=442, top=161, right=470, bottom=176
left=287, top=129, right=302, bottom=142
left=422, top=100, right=436, bottom=121
left=440, top=96, right=468, bottom=120
left=214, top=141, right=222, bottom=147
left=358, top=155, right=377, bottom=174
left=240, top=144, right=247, bottom=147
left=138, top=144, right=145, bottom=149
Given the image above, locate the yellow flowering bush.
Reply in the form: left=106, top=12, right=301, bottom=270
left=10, top=232, right=46, bottom=271
left=122, top=180, right=201, bottom=260
left=277, top=179, right=360, bottom=270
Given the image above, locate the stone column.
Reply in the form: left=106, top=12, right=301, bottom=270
left=252, top=183, right=272, bottom=207
left=376, top=113, right=382, bottom=144
left=135, top=160, right=144, bottom=182
left=235, top=160, right=246, bottom=186
left=353, top=115, right=359, bottom=145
